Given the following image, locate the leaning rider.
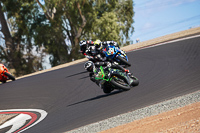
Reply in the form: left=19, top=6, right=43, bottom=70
left=79, top=39, right=106, bottom=62
left=79, top=40, right=133, bottom=85
left=84, top=59, right=130, bottom=89
left=79, top=40, right=95, bottom=57
left=94, top=39, right=135, bottom=79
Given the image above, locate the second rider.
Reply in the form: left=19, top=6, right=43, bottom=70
left=79, top=39, right=134, bottom=90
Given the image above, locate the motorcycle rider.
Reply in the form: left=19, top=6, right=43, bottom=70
left=84, top=59, right=130, bottom=93
left=80, top=39, right=133, bottom=88
left=79, top=40, right=94, bottom=56
left=79, top=39, right=120, bottom=61
left=79, top=40, right=105, bottom=62
left=79, top=40, right=87, bottom=54
left=80, top=39, right=107, bottom=88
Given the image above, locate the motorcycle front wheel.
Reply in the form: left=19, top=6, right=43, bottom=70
left=130, top=75, right=139, bottom=86
left=117, top=56, right=131, bottom=67
left=4, top=72, right=15, bottom=81
left=110, top=76, right=131, bottom=90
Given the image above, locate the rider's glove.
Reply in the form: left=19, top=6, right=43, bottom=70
left=113, top=61, right=119, bottom=65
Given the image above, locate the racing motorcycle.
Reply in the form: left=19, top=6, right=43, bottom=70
left=91, top=62, right=139, bottom=93
left=0, top=64, right=15, bottom=83
left=102, top=44, right=131, bottom=67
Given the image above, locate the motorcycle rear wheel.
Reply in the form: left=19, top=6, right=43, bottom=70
left=4, top=72, right=15, bottom=81
left=110, top=76, right=131, bottom=90
left=102, top=82, right=113, bottom=94
left=1, top=80, right=6, bottom=83
left=103, top=87, right=112, bottom=94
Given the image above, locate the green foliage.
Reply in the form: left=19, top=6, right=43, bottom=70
left=91, top=12, right=121, bottom=41
left=0, top=0, right=135, bottom=76
left=81, top=0, right=135, bottom=46
left=0, top=0, right=44, bottom=76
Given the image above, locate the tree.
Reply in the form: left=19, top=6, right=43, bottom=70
left=84, top=0, right=135, bottom=46
left=0, top=0, right=135, bottom=75
left=0, top=1, right=44, bottom=76
left=36, top=0, right=135, bottom=65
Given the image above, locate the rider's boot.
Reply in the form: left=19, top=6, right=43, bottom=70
left=89, top=72, right=96, bottom=82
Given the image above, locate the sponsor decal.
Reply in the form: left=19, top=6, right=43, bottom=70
left=0, top=109, right=47, bottom=133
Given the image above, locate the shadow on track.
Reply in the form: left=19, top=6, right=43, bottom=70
left=66, top=71, right=88, bottom=78
left=0, top=81, right=14, bottom=85
left=79, top=76, right=90, bottom=79
left=67, top=90, right=124, bottom=107
left=65, top=70, right=90, bottom=79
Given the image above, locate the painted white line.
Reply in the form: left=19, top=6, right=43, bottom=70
left=132, top=34, right=200, bottom=52
left=0, top=109, right=47, bottom=133
left=0, top=114, right=31, bottom=133
left=18, top=109, right=47, bottom=133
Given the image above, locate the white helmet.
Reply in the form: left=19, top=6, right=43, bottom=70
left=79, top=40, right=86, bottom=46
left=84, top=61, right=94, bottom=72
left=80, top=40, right=87, bottom=52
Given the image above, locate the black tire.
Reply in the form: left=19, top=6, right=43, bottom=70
left=4, top=72, right=15, bottom=81
left=102, top=82, right=113, bottom=94
left=130, top=75, right=139, bottom=86
left=1, top=81, right=6, bottom=83
left=117, top=56, right=131, bottom=67
left=103, top=87, right=112, bottom=94
left=110, top=76, right=131, bottom=90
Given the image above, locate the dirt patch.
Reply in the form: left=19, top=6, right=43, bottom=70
left=0, top=114, right=18, bottom=125
left=100, top=102, right=200, bottom=133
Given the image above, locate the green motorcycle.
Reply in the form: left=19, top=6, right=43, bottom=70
left=92, top=63, right=139, bottom=93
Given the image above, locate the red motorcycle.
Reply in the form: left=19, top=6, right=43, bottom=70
left=0, top=64, right=15, bottom=83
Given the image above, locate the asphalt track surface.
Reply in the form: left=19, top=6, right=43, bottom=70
left=0, top=36, right=200, bottom=133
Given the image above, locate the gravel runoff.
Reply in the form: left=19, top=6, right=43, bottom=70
left=66, top=90, right=200, bottom=133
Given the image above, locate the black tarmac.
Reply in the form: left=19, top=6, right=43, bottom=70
left=0, top=36, right=200, bottom=133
